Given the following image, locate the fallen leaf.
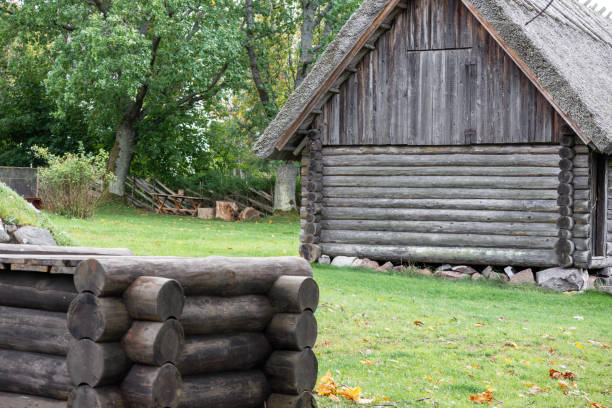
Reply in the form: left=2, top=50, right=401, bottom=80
left=590, top=403, right=608, bottom=408
left=576, top=342, right=584, bottom=349
left=470, top=390, right=493, bottom=403
left=557, top=381, right=569, bottom=389
left=475, top=322, right=486, bottom=327
left=549, top=369, right=576, bottom=380
left=504, top=341, right=518, bottom=349
left=413, top=320, right=424, bottom=326
left=360, top=360, right=374, bottom=366
left=529, top=385, right=544, bottom=394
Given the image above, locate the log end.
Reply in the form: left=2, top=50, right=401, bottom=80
left=154, top=319, right=185, bottom=365
left=158, top=279, right=185, bottom=320
left=67, top=293, right=104, bottom=341
left=68, top=385, right=125, bottom=408
left=74, top=259, right=105, bottom=295
left=267, top=392, right=317, bottom=408
left=298, top=278, right=319, bottom=313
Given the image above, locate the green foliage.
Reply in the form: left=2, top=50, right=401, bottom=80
left=0, top=182, right=73, bottom=245
left=35, top=146, right=115, bottom=218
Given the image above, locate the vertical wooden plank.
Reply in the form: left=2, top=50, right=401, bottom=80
left=431, top=50, right=446, bottom=144
left=377, top=33, right=388, bottom=145
left=417, top=51, right=433, bottom=144
left=350, top=69, right=359, bottom=145
left=509, top=60, right=521, bottom=143
left=371, top=47, right=378, bottom=145
left=365, top=52, right=373, bottom=145
left=338, top=80, right=346, bottom=144
left=407, top=51, right=420, bottom=145
left=331, top=93, right=340, bottom=145
left=358, top=58, right=365, bottom=145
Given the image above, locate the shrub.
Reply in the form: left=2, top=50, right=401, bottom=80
left=34, top=146, right=114, bottom=218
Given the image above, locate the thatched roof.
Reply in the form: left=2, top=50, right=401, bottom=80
left=253, top=0, right=612, bottom=158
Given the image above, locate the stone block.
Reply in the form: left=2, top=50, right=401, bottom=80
left=197, top=208, right=215, bottom=220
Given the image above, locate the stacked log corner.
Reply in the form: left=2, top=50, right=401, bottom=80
left=69, top=256, right=318, bottom=408
left=67, top=274, right=186, bottom=408
left=300, top=130, right=323, bottom=262
left=557, top=128, right=576, bottom=267
left=264, top=275, right=319, bottom=408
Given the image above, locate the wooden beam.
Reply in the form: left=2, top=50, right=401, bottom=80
left=293, top=138, right=308, bottom=156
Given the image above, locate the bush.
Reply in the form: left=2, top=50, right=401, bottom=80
left=34, top=146, right=114, bottom=218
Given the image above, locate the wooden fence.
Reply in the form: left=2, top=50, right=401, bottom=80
left=125, top=177, right=274, bottom=215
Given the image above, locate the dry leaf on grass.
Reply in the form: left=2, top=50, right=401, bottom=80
left=528, top=385, right=544, bottom=394
left=359, top=359, right=374, bottom=366
left=549, top=369, right=576, bottom=380
left=590, top=403, right=608, bottom=408
left=504, top=341, right=518, bottom=349
left=316, top=371, right=374, bottom=404
left=414, top=320, right=424, bottom=326
left=470, top=390, right=494, bottom=403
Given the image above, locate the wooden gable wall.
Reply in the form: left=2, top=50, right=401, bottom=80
left=316, top=0, right=562, bottom=146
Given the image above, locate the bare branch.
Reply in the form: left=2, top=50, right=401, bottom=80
left=177, top=63, right=229, bottom=107
left=52, top=19, right=75, bottom=31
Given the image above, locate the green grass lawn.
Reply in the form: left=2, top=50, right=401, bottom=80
left=51, top=202, right=611, bottom=407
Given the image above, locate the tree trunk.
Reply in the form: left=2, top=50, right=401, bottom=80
left=108, top=119, right=137, bottom=196
left=274, top=162, right=298, bottom=212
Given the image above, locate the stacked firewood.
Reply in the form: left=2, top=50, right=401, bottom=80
left=67, top=256, right=318, bottom=408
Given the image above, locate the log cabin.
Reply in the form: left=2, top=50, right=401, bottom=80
left=254, top=0, right=612, bottom=270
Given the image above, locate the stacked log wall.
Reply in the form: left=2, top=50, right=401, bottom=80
left=318, top=144, right=568, bottom=267
left=0, top=253, right=318, bottom=408
left=300, top=130, right=324, bottom=262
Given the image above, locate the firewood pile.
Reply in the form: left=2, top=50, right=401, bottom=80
left=0, top=245, right=319, bottom=408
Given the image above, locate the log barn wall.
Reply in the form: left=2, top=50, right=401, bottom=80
left=314, top=144, right=573, bottom=267
left=317, top=0, right=562, bottom=147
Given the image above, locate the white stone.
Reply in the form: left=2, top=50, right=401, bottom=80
left=330, top=256, right=357, bottom=267
left=318, top=255, right=331, bottom=264
left=13, top=226, right=57, bottom=246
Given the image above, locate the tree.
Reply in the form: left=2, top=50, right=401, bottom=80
left=2, top=0, right=245, bottom=196
left=243, top=0, right=360, bottom=211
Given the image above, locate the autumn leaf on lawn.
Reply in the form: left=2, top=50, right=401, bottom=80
left=504, top=341, right=518, bottom=349
left=414, top=320, right=424, bottom=326
left=475, top=322, right=486, bottom=327
left=470, top=390, right=494, bottom=403
left=360, top=360, right=374, bottom=366
left=549, top=369, right=576, bottom=380
left=316, top=371, right=337, bottom=396
left=590, top=403, right=608, bottom=408
left=338, top=386, right=365, bottom=402
left=557, top=381, right=569, bottom=389
left=528, top=385, right=544, bottom=394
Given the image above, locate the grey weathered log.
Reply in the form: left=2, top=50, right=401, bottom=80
left=573, top=251, right=592, bottom=268
left=324, top=175, right=558, bottom=189
left=321, top=219, right=559, bottom=236
left=123, top=276, right=185, bottom=321
left=556, top=216, right=575, bottom=230
left=303, top=223, right=321, bottom=235
left=322, top=197, right=559, bottom=211
left=266, top=311, right=318, bottom=351
left=557, top=171, right=574, bottom=184
left=264, top=349, right=318, bottom=394
left=321, top=230, right=556, bottom=249
left=322, top=207, right=559, bottom=223
left=574, top=213, right=591, bottom=225
left=0, top=271, right=76, bottom=312
left=323, top=153, right=561, bottom=167
left=68, top=385, right=125, bottom=408
left=67, top=339, right=131, bottom=387
left=181, top=295, right=274, bottom=335
left=266, top=392, right=316, bottom=408
left=75, top=257, right=312, bottom=297
left=0, top=349, right=72, bottom=400
left=323, top=165, right=560, bottom=177
left=573, top=154, right=588, bottom=168
left=321, top=243, right=558, bottom=267
left=558, top=206, right=573, bottom=217
left=0, top=243, right=132, bottom=256
left=67, top=293, right=131, bottom=342
left=179, top=370, right=269, bottom=408
left=0, top=305, right=72, bottom=356
left=324, top=186, right=557, bottom=200
left=177, top=333, right=271, bottom=376
left=299, top=244, right=322, bottom=262
left=122, top=319, right=184, bottom=366
left=572, top=224, right=590, bottom=238
left=321, top=145, right=561, bottom=155
left=267, top=276, right=319, bottom=313
left=0, top=391, right=66, bottom=408
left=120, top=363, right=181, bottom=408
left=559, top=158, right=573, bottom=171
left=558, top=146, right=575, bottom=159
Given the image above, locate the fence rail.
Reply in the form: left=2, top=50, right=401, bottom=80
left=124, top=177, right=274, bottom=215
